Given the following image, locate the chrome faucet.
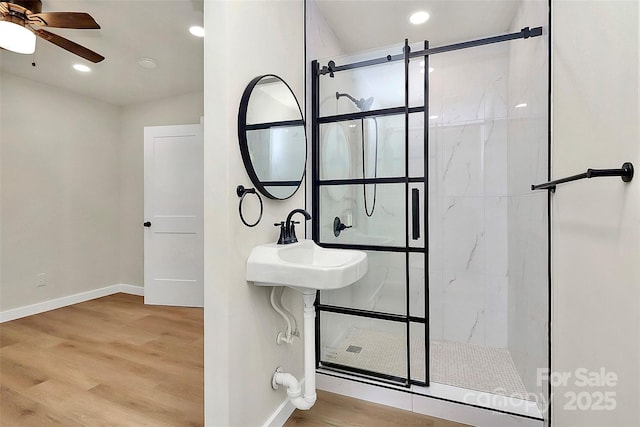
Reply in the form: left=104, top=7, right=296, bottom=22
left=275, top=209, right=312, bottom=244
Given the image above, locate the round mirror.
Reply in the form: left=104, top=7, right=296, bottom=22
left=238, top=74, right=306, bottom=200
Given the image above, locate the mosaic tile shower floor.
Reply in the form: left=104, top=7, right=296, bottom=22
left=323, top=327, right=530, bottom=399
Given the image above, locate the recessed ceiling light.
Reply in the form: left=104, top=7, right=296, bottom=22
left=137, top=57, right=158, bottom=69
left=429, top=115, right=439, bottom=120
left=515, top=103, right=528, bottom=109
left=409, top=11, right=430, bottom=25
left=189, top=25, right=205, bottom=38
left=73, top=64, right=91, bottom=73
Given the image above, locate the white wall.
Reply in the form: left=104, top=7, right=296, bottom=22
left=0, top=72, right=120, bottom=311
left=552, top=1, right=640, bottom=426
left=204, top=1, right=306, bottom=425
left=118, top=92, right=203, bottom=286
left=0, top=70, right=202, bottom=311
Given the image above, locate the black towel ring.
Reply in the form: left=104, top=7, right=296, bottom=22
left=237, top=185, right=263, bottom=227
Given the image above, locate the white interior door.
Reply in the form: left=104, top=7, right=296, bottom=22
left=144, top=123, right=203, bottom=307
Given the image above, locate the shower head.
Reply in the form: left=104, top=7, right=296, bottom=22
left=358, top=96, right=374, bottom=111
left=336, top=91, right=375, bottom=111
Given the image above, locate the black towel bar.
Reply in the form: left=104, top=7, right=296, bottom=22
left=531, top=162, right=634, bottom=192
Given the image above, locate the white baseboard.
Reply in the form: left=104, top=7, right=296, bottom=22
left=117, top=283, right=145, bottom=296
left=262, top=397, right=297, bottom=427
left=0, top=284, right=144, bottom=323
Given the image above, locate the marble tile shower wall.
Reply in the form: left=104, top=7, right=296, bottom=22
left=427, top=44, right=511, bottom=348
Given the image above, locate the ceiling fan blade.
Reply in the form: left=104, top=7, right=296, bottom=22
left=33, top=29, right=104, bottom=63
left=29, top=12, right=100, bottom=29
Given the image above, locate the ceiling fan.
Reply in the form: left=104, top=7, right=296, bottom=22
left=0, top=0, right=104, bottom=63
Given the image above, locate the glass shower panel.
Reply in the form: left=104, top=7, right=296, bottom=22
left=408, top=53, right=427, bottom=109
left=318, top=45, right=426, bottom=117
left=428, top=44, right=511, bottom=396
left=320, top=251, right=406, bottom=315
left=319, top=115, right=406, bottom=181
left=426, top=32, right=548, bottom=411
left=408, top=113, right=425, bottom=178
left=320, top=311, right=407, bottom=381
left=410, top=322, right=427, bottom=383
left=408, top=252, right=426, bottom=318
left=318, top=183, right=406, bottom=246
left=318, top=50, right=405, bottom=118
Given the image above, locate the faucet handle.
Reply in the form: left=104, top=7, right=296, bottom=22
left=274, top=222, right=287, bottom=244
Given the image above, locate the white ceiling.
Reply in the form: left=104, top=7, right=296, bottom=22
left=315, top=0, right=522, bottom=54
left=0, top=1, right=521, bottom=106
left=0, top=0, right=204, bottom=106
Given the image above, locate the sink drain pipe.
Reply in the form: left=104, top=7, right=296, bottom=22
left=272, top=292, right=317, bottom=410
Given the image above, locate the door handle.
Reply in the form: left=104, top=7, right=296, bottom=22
left=411, top=188, right=420, bottom=240
left=143, top=221, right=152, bottom=228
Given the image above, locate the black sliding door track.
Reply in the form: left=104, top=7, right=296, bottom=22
left=318, top=26, right=543, bottom=75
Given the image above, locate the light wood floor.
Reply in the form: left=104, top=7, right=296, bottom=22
left=2, top=293, right=470, bottom=427
left=0, top=293, right=204, bottom=427
left=285, top=390, right=471, bottom=427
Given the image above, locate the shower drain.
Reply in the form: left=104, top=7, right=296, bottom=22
left=346, top=345, right=363, bottom=354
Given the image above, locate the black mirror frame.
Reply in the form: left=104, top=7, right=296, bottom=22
left=237, top=74, right=307, bottom=200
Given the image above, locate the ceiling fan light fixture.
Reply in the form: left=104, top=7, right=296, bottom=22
left=0, top=20, right=36, bottom=54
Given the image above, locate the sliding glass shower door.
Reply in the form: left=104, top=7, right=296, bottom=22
left=312, top=25, right=548, bottom=410
left=312, top=42, right=429, bottom=386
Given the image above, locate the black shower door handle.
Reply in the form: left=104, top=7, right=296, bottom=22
left=411, top=188, right=420, bottom=240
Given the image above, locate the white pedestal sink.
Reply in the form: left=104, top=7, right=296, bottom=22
left=246, top=239, right=367, bottom=410
left=247, top=239, right=367, bottom=294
